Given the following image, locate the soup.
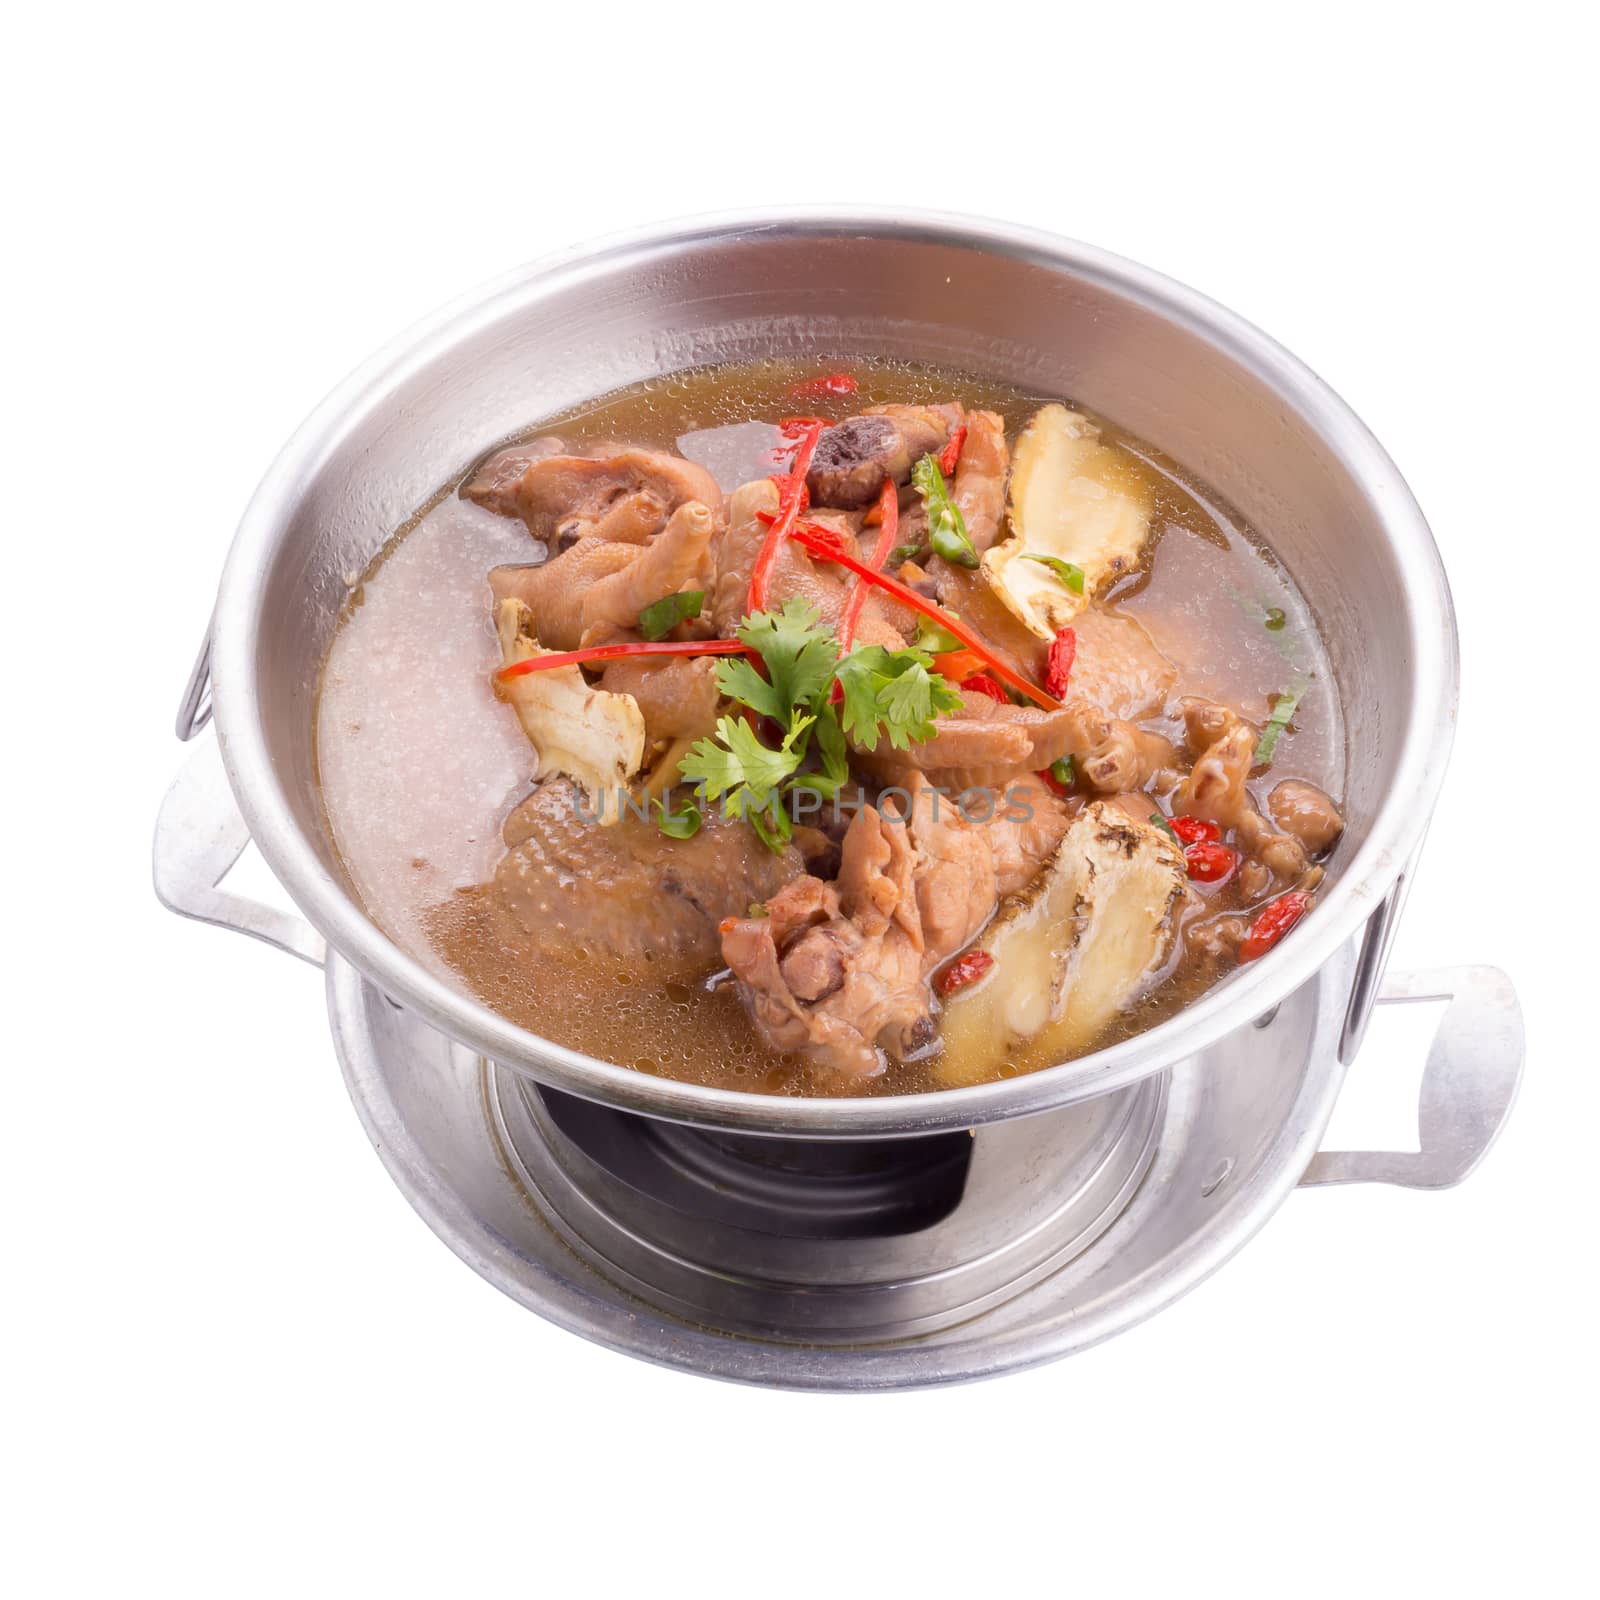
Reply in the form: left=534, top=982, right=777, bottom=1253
left=317, top=359, right=1344, bottom=1096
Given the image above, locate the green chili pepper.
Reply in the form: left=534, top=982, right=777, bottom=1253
left=912, top=455, right=978, bottom=569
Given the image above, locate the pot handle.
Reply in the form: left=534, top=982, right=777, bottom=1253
left=1301, top=965, right=1522, bottom=1190
left=153, top=733, right=326, bottom=968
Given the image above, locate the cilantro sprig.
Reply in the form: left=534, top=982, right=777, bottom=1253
left=672, top=599, right=962, bottom=849
left=836, top=645, right=962, bottom=751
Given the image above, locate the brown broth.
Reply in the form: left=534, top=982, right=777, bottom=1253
left=316, top=357, right=1343, bottom=1096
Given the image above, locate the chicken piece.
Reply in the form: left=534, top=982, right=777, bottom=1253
left=1066, top=699, right=1180, bottom=794
left=936, top=802, right=1188, bottom=1084
left=711, top=479, right=909, bottom=644
left=456, top=435, right=566, bottom=514
left=719, top=774, right=1069, bottom=1082
left=1178, top=709, right=1256, bottom=827
left=1176, top=699, right=1314, bottom=882
left=983, top=406, right=1152, bottom=638
left=949, top=409, right=1009, bottom=554
left=805, top=405, right=953, bottom=510
left=493, top=601, right=644, bottom=821
left=852, top=686, right=1080, bottom=793
left=1269, top=779, right=1344, bottom=857
left=463, top=446, right=723, bottom=546
left=721, top=808, right=931, bottom=1081
left=579, top=500, right=717, bottom=646
left=1069, top=608, right=1177, bottom=722
left=597, top=654, right=721, bottom=743
left=713, top=478, right=838, bottom=631
left=490, top=541, right=636, bottom=652
left=855, top=678, right=1173, bottom=798
left=492, top=779, right=803, bottom=977
left=930, top=562, right=1049, bottom=683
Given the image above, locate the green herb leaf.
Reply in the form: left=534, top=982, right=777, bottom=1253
left=654, top=795, right=703, bottom=839
left=684, top=600, right=959, bottom=850
left=715, top=599, right=839, bottom=723
left=793, top=702, right=851, bottom=801
left=835, top=644, right=964, bottom=752
left=1021, top=553, right=1086, bottom=594
left=748, top=800, right=793, bottom=853
left=637, top=589, right=704, bottom=642
left=912, top=455, right=979, bottom=569
left=1264, top=606, right=1286, bottom=632
left=1254, top=676, right=1309, bottom=767
left=679, top=713, right=814, bottom=810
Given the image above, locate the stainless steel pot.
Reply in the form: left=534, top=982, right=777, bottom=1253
left=154, top=213, right=1523, bottom=1386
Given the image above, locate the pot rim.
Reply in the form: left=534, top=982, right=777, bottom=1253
left=210, top=207, right=1458, bottom=1136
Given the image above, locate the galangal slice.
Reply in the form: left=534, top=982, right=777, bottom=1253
left=935, top=801, right=1187, bottom=1084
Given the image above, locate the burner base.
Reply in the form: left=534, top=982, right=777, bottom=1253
left=327, top=944, right=1359, bottom=1388
left=488, top=1073, right=1165, bottom=1343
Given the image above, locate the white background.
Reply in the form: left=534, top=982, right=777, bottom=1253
left=5, top=4, right=1594, bottom=1594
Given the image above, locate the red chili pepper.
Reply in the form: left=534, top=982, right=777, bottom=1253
left=787, top=523, right=1061, bottom=711
left=1038, top=765, right=1070, bottom=797
left=778, top=415, right=829, bottom=439
left=937, top=424, right=968, bottom=478
left=1238, top=891, right=1311, bottom=962
left=748, top=421, right=824, bottom=614
left=935, top=948, right=995, bottom=997
left=930, top=649, right=987, bottom=683
left=1184, top=842, right=1238, bottom=884
left=1045, top=627, right=1077, bottom=699
left=959, top=673, right=1010, bottom=705
left=789, top=372, right=857, bottom=397
left=837, top=478, right=899, bottom=654
left=495, top=637, right=753, bottom=684
left=1170, top=816, right=1221, bottom=846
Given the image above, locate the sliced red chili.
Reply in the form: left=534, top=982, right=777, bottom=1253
left=495, top=637, right=753, bottom=684
left=748, top=421, right=824, bottom=614
left=1170, top=815, right=1221, bottom=846
left=778, top=415, right=828, bottom=439
left=837, top=478, right=899, bottom=654
left=935, top=948, right=995, bottom=997
left=937, top=423, right=968, bottom=477
left=1045, top=627, right=1077, bottom=699
left=787, top=523, right=1061, bottom=711
left=790, top=372, right=857, bottom=397
left=1238, top=891, right=1311, bottom=962
left=959, top=673, right=1010, bottom=705
left=1184, top=842, right=1238, bottom=884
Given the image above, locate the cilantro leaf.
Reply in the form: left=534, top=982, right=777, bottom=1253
left=654, top=795, right=703, bottom=839
left=715, top=599, right=839, bottom=722
left=679, top=714, right=813, bottom=808
left=835, top=644, right=964, bottom=752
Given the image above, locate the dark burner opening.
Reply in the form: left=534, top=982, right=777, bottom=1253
left=536, top=1088, right=973, bottom=1241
